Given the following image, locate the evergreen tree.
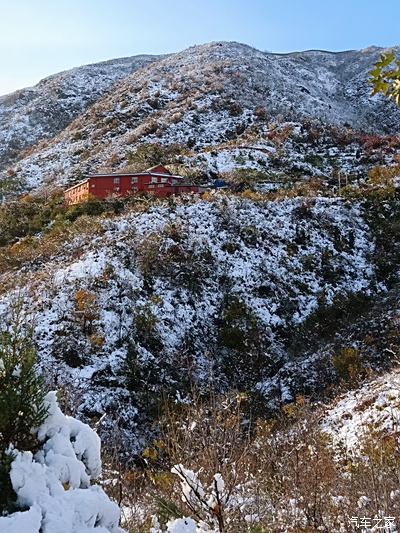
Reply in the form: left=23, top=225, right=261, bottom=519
left=0, top=299, right=47, bottom=514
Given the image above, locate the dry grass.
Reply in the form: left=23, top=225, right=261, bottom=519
left=100, top=391, right=400, bottom=532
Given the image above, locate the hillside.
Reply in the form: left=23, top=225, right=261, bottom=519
left=1, top=184, right=400, bottom=531
left=1, top=41, right=400, bottom=532
left=0, top=188, right=399, bottom=450
left=0, top=54, right=161, bottom=169
left=0, top=39, right=399, bottom=449
left=2, top=42, right=400, bottom=193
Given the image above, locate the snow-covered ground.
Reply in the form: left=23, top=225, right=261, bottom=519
left=323, top=367, right=400, bottom=452
left=0, top=194, right=379, bottom=450
left=0, top=54, right=160, bottom=168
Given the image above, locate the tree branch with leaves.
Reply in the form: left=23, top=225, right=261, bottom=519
left=370, top=51, right=400, bottom=106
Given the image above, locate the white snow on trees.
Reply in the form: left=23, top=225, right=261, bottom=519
left=0, top=391, right=124, bottom=533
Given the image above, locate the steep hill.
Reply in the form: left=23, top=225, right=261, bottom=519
left=2, top=40, right=400, bottom=533
left=1, top=191, right=398, bottom=450
left=0, top=54, right=161, bottom=168
left=1, top=41, right=400, bottom=456
left=2, top=42, right=400, bottom=193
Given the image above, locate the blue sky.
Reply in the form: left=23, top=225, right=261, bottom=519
left=0, top=0, right=399, bottom=95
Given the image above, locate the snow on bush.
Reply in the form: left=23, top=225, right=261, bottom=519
left=150, top=466, right=235, bottom=532
left=151, top=516, right=200, bottom=533
left=171, top=465, right=227, bottom=522
left=0, top=391, right=124, bottom=533
left=151, top=514, right=216, bottom=533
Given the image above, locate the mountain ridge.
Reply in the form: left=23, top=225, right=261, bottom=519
left=1, top=41, right=400, bottom=195
left=0, top=53, right=163, bottom=168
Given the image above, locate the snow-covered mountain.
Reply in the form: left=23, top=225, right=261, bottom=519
left=0, top=192, right=393, bottom=451
left=1, top=40, right=400, bottom=455
left=2, top=42, right=400, bottom=192
left=0, top=54, right=161, bottom=167
left=3, top=40, right=400, bottom=533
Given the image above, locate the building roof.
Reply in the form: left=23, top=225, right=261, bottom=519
left=145, top=164, right=171, bottom=174
left=85, top=172, right=184, bottom=179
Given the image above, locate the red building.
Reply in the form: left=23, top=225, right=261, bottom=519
left=64, top=165, right=200, bottom=205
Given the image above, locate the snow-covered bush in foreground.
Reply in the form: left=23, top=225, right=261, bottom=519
left=150, top=466, right=237, bottom=532
left=0, top=391, right=124, bottom=533
left=151, top=515, right=211, bottom=533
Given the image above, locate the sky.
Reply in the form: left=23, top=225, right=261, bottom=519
left=0, top=0, right=399, bottom=95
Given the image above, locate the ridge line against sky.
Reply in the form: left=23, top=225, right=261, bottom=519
left=0, top=0, right=399, bottom=96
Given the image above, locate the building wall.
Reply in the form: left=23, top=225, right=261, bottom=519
left=64, top=172, right=199, bottom=205
left=64, top=181, right=90, bottom=205
left=88, top=175, right=142, bottom=199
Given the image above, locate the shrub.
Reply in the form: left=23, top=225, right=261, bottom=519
left=134, top=232, right=162, bottom=279
left=221, top=168, right=270, bottom=190
left=254, top=106, right=267, bottom=120
left=0, top=299, right=47, bottom=514
left=332, top=347, right=364, bottom=382
left=304, top=154, right=324, bottom=168
left=125, top=143, right=186, bottom=172
left=364, top=197, right=400, bottom=285
left=0, top=173, right=27, bottom=201
left=359, top=134, right=387, bottom=151
left=125, top=307, right=164, bottom=417
left=221, top=241, right=240, bottom=254
left=103, top=387, right=400, bottom=531
left=134, top=304, right=163, bottom=354
left=65, top=196, right=106, bottom=221
left=74, top=289, right=99, bottom=335
left=347, top=429, right=400, bottom=519
left=134, top=225, right=214, bottom=294
left=368, top=164, right=400, bottom=186
left=145, top=390, right=253, bottom=531
left=0, top=191, right=65, bottom=246
left=287, top=292, right=371, bottom=354
left=217, top=296, right=269, bottom=388
left=228, top=102, right=243, bottom=116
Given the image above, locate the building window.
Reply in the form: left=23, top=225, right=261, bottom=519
left=148, top=184, right=155, bottom=189
left=161, top=177, right=168, bottom=183
left=113, top=177, right=120, bottom=184
left=133, top=186, right=138, bottom=192
left=131, top=176, right=138, bottom=184
left=151, top=176, right=158, bottom=184
left=158, top=184, right=164, bottom=188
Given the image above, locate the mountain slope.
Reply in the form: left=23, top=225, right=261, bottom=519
left=0, top=54, right=161, bottom=168
left=3, top=42, right=400, bottom=193
left=0, top=193, right=386, bottom=449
